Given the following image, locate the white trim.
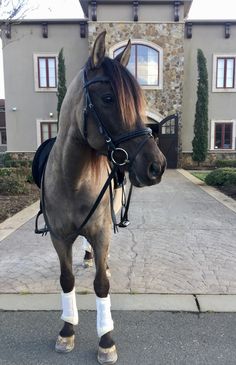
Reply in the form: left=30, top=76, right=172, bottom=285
left=33, top=53, right=58, bottom=93
left=146, top=110, right=164, bottom=123
left=212, top=54, right=236, bottom=93
left=210, top=119, right=236, bottom=150
left=109, top=39, right=163, bottom=90
left=36, top=119, right=58, bottom=147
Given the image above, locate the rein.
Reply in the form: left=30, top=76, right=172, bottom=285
left=36, top=68, right=153, bottom=242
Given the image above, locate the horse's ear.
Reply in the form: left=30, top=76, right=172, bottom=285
left=90, top=31, right=106, bottom=69
left=114, top=39, right=131, bottom=67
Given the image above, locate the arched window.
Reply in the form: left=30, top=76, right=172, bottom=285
left=111, top=40, right=163, bottom=89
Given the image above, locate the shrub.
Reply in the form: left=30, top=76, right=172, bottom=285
left=205, top=168, right=236, bottom=186
left=0, top=167, right=32, bottom=195
left=215, top=160, right=236, bottom=168
left=0, top=175, right=27, bottom=195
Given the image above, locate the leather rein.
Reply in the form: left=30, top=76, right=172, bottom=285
left=37, top=68, right=153, bottom=242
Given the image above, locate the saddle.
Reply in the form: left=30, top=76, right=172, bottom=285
left=32, top=137, right=56, bottom=188
left=32, top=137, right=56, bottom=235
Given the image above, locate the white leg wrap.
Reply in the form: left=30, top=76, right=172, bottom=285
left=82, top=237, right=92, bottom=253
left=61, top=288, right=79, bottom=326
left=96, top=295, right=114, bottom=338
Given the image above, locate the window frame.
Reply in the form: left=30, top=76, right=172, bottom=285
left=210, top=120, right=236, bottom=150
left=212, top=54, right=236, bottom=92
left=109, top=40, right=163, bottom=90
left=34, top=53, right=58, bottom=92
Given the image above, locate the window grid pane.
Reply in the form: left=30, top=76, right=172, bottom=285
left=216, top=57, right=235, bottom=89
left=214, top=123, right=232, bottom=149
left=38, top=57, right=56, bottom=88
left=137, top=45, right=158, bottom=86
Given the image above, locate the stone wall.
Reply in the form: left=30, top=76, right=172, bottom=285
left=88, top=22, right=185, bottom=155
left=181, top=152, right=236, bottom=169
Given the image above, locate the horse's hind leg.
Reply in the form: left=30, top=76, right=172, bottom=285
left=91, top=230, right=118, bottom=365
left=51, top=238, right=78, bottom=353
left=82, top=237, right=94, bottom=268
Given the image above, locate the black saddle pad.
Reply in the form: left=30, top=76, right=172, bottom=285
left=32, top=137, right=56, bottom=188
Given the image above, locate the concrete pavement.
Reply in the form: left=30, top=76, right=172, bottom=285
left=0, top=169, right=236, bottom=309
left=1, top=311, right=236, bottom=365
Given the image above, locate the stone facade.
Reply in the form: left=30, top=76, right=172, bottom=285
left=182, top=152, right=236, bottom=169
left=89, top=22, right=184, bottom=117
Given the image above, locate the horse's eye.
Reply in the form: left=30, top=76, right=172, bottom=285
left=102, top=94, right=114, bottom=104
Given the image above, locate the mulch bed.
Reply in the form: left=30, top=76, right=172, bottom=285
left=0, top=184, right=39, bottom=223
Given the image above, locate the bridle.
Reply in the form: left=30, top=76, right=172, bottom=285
left=37, top=66, right=154, bottom=241
left=83, top=68, right=153, bottom=168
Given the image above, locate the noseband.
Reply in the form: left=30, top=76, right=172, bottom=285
left=83, top=69, right=153, bottom=167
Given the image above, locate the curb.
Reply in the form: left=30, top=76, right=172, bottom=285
left=1, top=293, right=236, bottom=312
left=177, top=169, right=236, bottom=214
left=0, top=200, right=39, bottom=242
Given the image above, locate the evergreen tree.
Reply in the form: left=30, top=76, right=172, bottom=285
left=192, top=49, right=209, bottom=164
left=57, top=48, right=67, bottom=124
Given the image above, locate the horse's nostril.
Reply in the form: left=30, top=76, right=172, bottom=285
left=148, top=162, right=161, bottom=179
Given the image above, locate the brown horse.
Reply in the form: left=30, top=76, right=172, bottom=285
left=42, top=31, right=166, bottom=364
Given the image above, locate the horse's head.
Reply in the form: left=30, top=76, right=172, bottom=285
left=82, top=31, right=166, bottom=187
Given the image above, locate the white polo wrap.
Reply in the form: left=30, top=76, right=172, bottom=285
left=82, top=237, right=92, bottom=253
left=61, top=288, right=79, bottom=325
left=96, top=295, right=114, bottom=338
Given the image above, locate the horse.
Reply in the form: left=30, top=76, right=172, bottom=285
left=41, top=31, right=166, bottom=364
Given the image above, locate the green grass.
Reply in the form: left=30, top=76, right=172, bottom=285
left=191, top=172, right=209, bottom=182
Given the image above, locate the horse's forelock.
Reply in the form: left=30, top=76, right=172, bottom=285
left=102, top=58, right=147, bottom=128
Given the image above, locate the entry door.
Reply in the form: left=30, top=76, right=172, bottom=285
left=158, top=114, right=178, bottom=168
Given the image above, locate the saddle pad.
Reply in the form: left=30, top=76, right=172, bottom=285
left=32, top=137, right=56, bottom=188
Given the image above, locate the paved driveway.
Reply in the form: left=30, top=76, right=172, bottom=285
left=0, top=170, right=235, bottom=294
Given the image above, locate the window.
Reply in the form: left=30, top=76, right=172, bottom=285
left=0, top=129, right=7, bottom=145
left=214, top=123, right=233, bottom=149
left=38, top=57, right=57, bottom=88
left=210, top=120, right=236, bottom=150
left=40, top=122, right=57, bottom=143
left=111, top=40, right=163, bottom=89
left=34, top=53, right=58, bottom=92
left=213, top=54, right=236, bottom=92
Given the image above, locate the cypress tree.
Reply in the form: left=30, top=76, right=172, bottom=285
left=192, top=49, right=209, bottom=165
left=57, top=48, right=67, bottom=124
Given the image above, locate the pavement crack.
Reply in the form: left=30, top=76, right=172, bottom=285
left=127, top=229, right=138, bottom=293
left=193, top=294, right=201, bottom=312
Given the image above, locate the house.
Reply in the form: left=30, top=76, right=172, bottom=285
left=1, top=0, right=236, bottom=167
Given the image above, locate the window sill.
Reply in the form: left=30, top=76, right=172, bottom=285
left=212, top=88, right=236, bottom=93
left=35, top=88, right=57, bottom=93
left=141, top=85, right=162, bottom=90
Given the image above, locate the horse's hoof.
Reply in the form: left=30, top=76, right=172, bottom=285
left=83, top=259, right=93, bottom=268
left=55, top=335, right=75, bottom=353
left=97, top=345, right=118, bottom=364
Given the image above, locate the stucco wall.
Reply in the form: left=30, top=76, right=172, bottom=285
left=2, top=23, right=88, bottom=151
left=182, top=24, right=236, bottom=152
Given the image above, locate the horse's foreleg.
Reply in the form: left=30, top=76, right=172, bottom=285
left=52, top=238, right=78, bottom=353
left=92, top=233, right=118, bottom=365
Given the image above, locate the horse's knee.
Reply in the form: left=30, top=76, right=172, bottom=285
left=60, top=271, right=75, bottom=293
left=94, top=275, right=110, bottom=298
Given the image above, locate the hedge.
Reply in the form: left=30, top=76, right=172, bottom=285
left=205, top=168, right=236, bottom=186
left=215, top=160, right=236, bottom=168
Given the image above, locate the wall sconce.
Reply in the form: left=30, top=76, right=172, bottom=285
left=49, top=112, right=54, bottom=118
left=12, top=107, right=17, bottom=111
